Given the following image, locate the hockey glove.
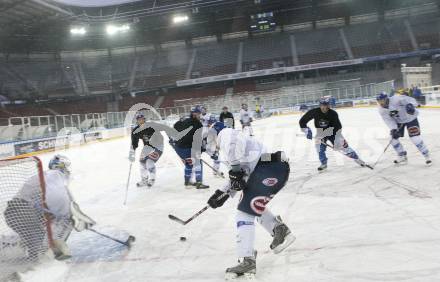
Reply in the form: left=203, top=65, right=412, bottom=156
left=302, top=127, right=312, bottom=140
left=70, top=202, right=96, bottom=232
left=168, top=138, right=176, bottom=147
left=207, top=189, right=229, bottom=209
left=406, top=103, right=416, bottom=115
left=389, top=110, right=399, bottom=118
left=129, top=148, right=135, bottom=162
left=390, top=129, right=401, bottom=139
left=229, top=168, right=247, bottom=191
left=211, top=151, right=219, bottom=161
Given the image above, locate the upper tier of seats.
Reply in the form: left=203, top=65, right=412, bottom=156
left=1, top=16, right=439, bottom=101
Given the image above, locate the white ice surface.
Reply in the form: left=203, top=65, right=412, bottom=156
left=20, top=108, right=440, bottom=282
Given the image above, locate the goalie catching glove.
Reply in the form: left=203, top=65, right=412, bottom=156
left=70, top=202, right=96, bottom=232
left=207, top=190, right=229, bottom=209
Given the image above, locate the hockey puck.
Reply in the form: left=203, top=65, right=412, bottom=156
left=180, top=236, right=187, bottom=242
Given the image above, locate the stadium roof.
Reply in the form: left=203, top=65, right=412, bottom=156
left=52, top=0, right=142, bottom=8
left=0, top=0, right=72, bottom=27
left=0, top=0, right=437, bottom=53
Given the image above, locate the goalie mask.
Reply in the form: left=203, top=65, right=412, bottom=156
left=49, top=154, right=71, bottom=176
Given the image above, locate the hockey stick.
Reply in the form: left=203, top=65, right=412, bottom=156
left=33, top=201, right=135, bottom=248
left=320, top=141, right=374, bottom=170
left=371, top=124, right=404, bottom=168
left=200, top=159, right=225, bottom=178
left=168, top=192, right=229, bottom=225
left=123, top=162, right=133, bottom=205
left=371, top=139, right=393, bottom=168
left=88, top=228, right=136, bottom=248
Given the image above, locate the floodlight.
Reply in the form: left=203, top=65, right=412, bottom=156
left=106, top=24, right=130, bottom=36
left=173, top=15, right=189, bottom=24
left=70, top=27, right=86, bottom=35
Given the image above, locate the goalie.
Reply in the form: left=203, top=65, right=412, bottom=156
left=3, top=155, right=95, bottom=262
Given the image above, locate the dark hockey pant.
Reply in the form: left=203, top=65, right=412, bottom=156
left=238, top=157, right=290, bottom=216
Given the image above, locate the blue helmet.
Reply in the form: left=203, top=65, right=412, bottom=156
left=208, top=115, right=217, bottom=126
left=191, top=105, right=202, bottom=114
left=135, top=113, right=145, bottom=119
left=212, top=121, right=226, bottom=134
left=319, top=97, right=331, bottom=105
left=376, top=92, right=388, bottom=101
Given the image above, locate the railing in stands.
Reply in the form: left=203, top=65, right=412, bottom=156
left=0, top=80, right=394, bottom=143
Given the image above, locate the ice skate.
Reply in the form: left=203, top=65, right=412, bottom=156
left=270, top=216, right=295, bottom=254
left=317, top=163, right=327, bottom=172
left=225, top=252, right=256, bottom=280
left=195, top=182, right=209, bottom=189
left=136, top=177, right=149, bottom=187
left=394, top=155, right=408, bottom=165
left=184, top=180, right=196, bottom=189
left=425, top=155, right=432, bottom=166
left=147, top=178, right=155, bottom=187
left=355, top=159, right=373, bottom=169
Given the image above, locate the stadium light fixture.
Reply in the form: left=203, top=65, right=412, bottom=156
left=106, top=24, right=130, bottom=36
left=173, top=15, right=189, bottom=24
left=70, top=27, right=87, bottom=35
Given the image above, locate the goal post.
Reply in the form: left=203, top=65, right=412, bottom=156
left=0, top=156, right=54, bottom=266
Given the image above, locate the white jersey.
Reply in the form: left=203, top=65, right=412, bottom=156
left=378, top=95, right=419, bottom=129
left=217, top=128, right=267, bottom=193
left=200, top=113, right=212, bottom=127
left=17, top=170, right=72, bottom=218
left=240, top=109, right=253, bottom=124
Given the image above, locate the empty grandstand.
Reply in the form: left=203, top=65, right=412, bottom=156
left=1, top=0, right=440, bottom=144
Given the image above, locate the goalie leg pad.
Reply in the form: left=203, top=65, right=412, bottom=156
left=52, top=239, right=71, bottom=260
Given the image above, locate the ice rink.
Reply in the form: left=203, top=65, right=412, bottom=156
left=18, top=107, right=440, bottom=282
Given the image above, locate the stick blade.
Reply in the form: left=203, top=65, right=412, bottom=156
left=125, top=235, right=136, bottom=248
left=168, top=214, right=186, bottom=225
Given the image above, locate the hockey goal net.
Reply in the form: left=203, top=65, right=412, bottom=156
left=0, top=157, right=53, bottom=268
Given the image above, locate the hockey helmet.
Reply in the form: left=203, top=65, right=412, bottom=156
left=49, top=154, right=71, bottom=176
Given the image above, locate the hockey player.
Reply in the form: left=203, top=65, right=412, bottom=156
left=299, top=97, right=367, bottom=171
left=376, top=92, right=431, bottom=165
left=200, top=106, right=211, bottom=128
left=3, top=155, right=94, bottom=261
left=206, top=122, right=295, bottom=279
left=219, top=106, right=235, bottom=128
left=239, top=103, right=253, bottom=136
left=172, top=106, right=209, bottom=189
left=129, top=113, right=164, bottom=188
left=205, top=115, right=222, bottom=176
